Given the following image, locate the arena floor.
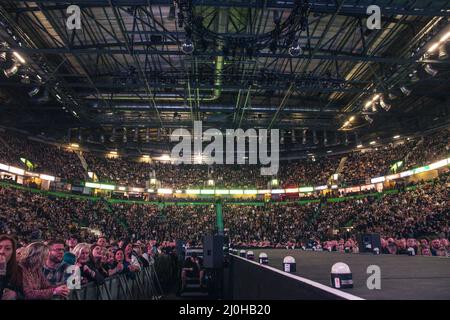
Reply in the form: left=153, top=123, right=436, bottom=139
left=248, top=249, right=450, bottom=300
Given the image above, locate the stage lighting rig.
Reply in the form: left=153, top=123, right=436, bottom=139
left=424, top=64, right=438, bottom=77
left=28, top=87, right=40, bottom=97
left=379, top=96, right=391, bottom=111
left=364, top=115, right=374, bottom=124
left=438, top=45, right=448, bottom=60
left=182, top=38, right=194, bottom=54
left=288, top=41, right=303, bottom=57
left=400, top=85, right=412, bottom=96
left=183, top=0, right=310, bottom=57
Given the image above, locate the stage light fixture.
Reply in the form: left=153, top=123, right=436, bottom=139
left=438, top=45, right=448, bottom=60
left=110, top=128, right=116, bottom=142
left=288, top=42, right=302, bottom=57
left=379, top=97, right=391, bottom=111
left=364, top=115, right=373, bottom=124
left=388, top=92, right=397, bottom=100
left=3, top=63, right=19, bottom=78
left=313, top=130, right=318, bottom=144
left=424, top=64, right=438, bottom=76
left=181, top=39, right=194, bottom=54
left=428, top=42, right=439, bottom=53
left=123, top=128, right=127, bottom=143
left=409, top=70, right=419, bottom=83
left=440, top=32, right=450, bottom=43
left=168, top=5, right=176, bottom=20
left=28, top=87, right=40, bottom=97
left=12, top=51, right=26, bottom=64
left=400, top=86, right=412, bottom=96
left=20, top=74, right=30, bottom=84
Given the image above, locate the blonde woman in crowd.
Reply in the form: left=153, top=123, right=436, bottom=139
left=19, top=242, right=69, bottom=299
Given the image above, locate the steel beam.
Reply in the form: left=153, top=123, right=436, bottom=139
left=6, top=1, right=450, bottom=17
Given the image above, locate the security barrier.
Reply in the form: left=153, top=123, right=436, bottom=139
left=60, top=264, right=163, bottom=300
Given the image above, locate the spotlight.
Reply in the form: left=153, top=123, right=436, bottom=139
left=3, top=63, right=19, bottom=78
left=123, top=128, right=127, bottom=143
left=273, top=10, right=281, bottom=24
left=424, top=64, right=438, bottom=76
left=379, top=97, right=391, bottom=111
left=288, top=42, right=302, bottom=57
left=20, top=74, right=30, bottom=84
left=181, top=39, right=194, bottom=54
left=408, top=70, right=419, bottom=83
left=364, top=115, right=373, bottom=124
left=313, top=130, right=318, bottom=144
left=28, top=87, right=40, bottom=97
left=0, top=52, right=6, bottom=62
left=438, top=45, right=448, bottom=60
left=388, top=92, right=397, bottom=100
left=36, top=87, right=49, bottom=103
left=400, top=86, right=412, bottom=96
left=12, top=52, right=26, bottom=64
left=168, top=5, right=176, bottom=20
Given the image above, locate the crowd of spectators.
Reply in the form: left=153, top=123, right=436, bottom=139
left=224, top=174, right=449, bottom=255
left=405, top=129, right=450, bottom=170
left=0, top=130, right=85, bottom=182
left=0, top=172, right=449, bottom=299
left=341, top=139, right=417, bottom=185
left=0, top=186, right=215, bottom=245
left=1, top=128, right=448, bottom=189
left=0, top=233, right=174, bottom=300
left=279, top=155, right=340, bottom=187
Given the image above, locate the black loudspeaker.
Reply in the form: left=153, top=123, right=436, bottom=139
left=176, top=240, right=185, bottom=257
left=203, top=235, right=224, bottom=269
left=358, top=233, right=381, bottom=253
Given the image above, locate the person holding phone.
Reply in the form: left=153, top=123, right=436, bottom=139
left=0, top=235, right=24, bottom=300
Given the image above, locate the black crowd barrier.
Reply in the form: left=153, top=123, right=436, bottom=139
left=57, top=264, right=162, bottom=300
left=226, top=255, right=349, bottom=300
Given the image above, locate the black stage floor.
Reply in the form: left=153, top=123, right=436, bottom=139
left=248, top=249, right=450, bottom=300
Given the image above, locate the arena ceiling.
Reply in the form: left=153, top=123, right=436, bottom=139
left=0, top=0, right=449, bottom=155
